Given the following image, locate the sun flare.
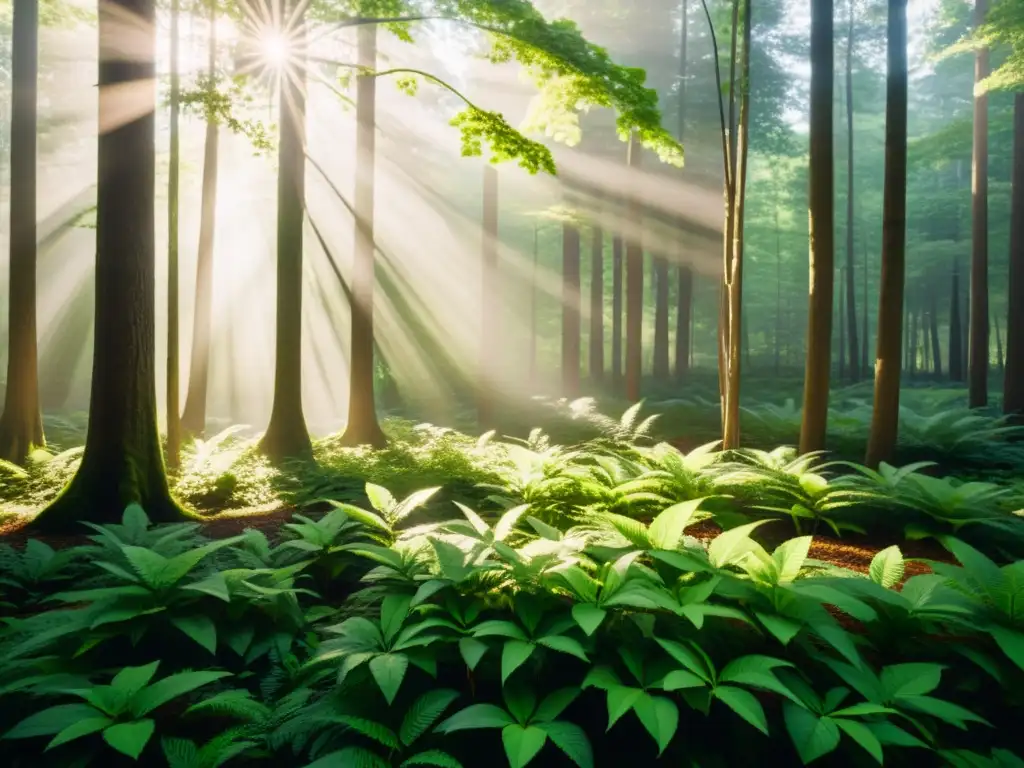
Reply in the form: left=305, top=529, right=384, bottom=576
left=259, top=30, right=290, bottom=68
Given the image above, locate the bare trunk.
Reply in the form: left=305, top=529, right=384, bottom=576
left=838, top=267, right=846, bottom=380
left=164, top=0, right=181, bottom=469
left=477, top=164, right=499, bottom=429
left=589, top=224, right=605, bottom=384
left=861, top=236, right=869, bottom=374
left=845, top=0, right=859, bottom=379
left=1004, top=92, right=1024, bottom=417
left=625, top=134, right=644, bottom=402
left=993, top=310, right=1003, bottom=374
left=562, top=217, right=581, bottom=397
left=929, top=286, right=942, bottom=378
left=950, top=259, right=964, bottom=381
left=969, top=0, right=990, bottom=407
left=675, top=0, right=692, bottom=383
left=612, top=232, right=623, bottom=391
left=654, top=253, right=670, bottom=379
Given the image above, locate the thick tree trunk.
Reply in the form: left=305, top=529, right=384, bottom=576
left=676, top=265, right=693, bottom=382
left=800, top=0, right=836, bottom=455
left=845, top=0, right=859, bottom=380
left=653, top=253, right=670, bottom=379
left=32, top=0, right=184, bottom=529
left=261, top=2, right=313, bottom=458
left=969, top=0, right=990, bottom=407
left=181, top=11, right=220, bottom=438
left=625, top=134, right=644, bottom=402
left=950, top=259, right=964, bottom=381
left=0, top=0, right=43, bottom=463
left=1006, top=93, right=1024, bottom=417
left=612, top=232, right=624, bottom=392
left=865, top=0, right=907, bottom=468
left=165, top=0, right=181, bottom=470
left=561, top=218, right=581, bottom=397
left=478, top=164, right=499, bottom=429
left=340, top=24, right=386, bottom=447
left=589, top=224, right=604, bottom=384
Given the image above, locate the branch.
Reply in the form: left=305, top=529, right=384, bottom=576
left=700, top=0, right=732, bottom=196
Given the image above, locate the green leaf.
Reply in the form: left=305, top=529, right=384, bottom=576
left=395, top=487, right=441, bottom=521
left=381, top=594, right=413, bottom=645
left=880, top=664, right=943, bottom=698
left=400, top=689, right=460, bottom=747
left=784, top=704, right=841, bottom=765
left=111, top=662, right=161, bottom=696
left=494, top=505, right=529, bottom=542
left=538, top=721, right=593, bottom=768
left=869, top=546, right=905, bottom=589
left=336, top=716, right=399, bottom=749
left=458, top=637, right=489, bottom=671
left=369, top=653, right=409, bottom=705
left=649, top=499, right=705, bottom=550
left=401, top=750, right=463, bottom=768
left=365, top=484, right=398, bottom=515
left=571, top=604, right=606, bottom=636
left=45, top=717, right=113, bottom=750
left=171, top=615, right=217, bottom=654
left=989, top=626, right=1024, bottom=672
left=502, top=640, right=536, bottom=683
left=182, top=572, right=231, bottom=602
left=305, top=746, right=390, bottom=768
left=654, top=637, right=712, bottom=682
left=103, top=719, right=155, bottom=760
left=500, top=724, right=547, bottom=768
left=715, top=685, right=768, bottom=735
left=707, top=520, right=771, bottom=568
left=472, top=620, right=527, bottom=640
left=606, top=685, right=644, bottom=728
left=658, top=670, right=706, bottom=691
left=132, top=671, right=232, bottom=716
left=900, top=695, right=991, bottom=728
left=756, top=612, right=803, bottom=645
left=536, top=635, right=588, bottom=661
left=834, top=719, right=884, bottom=764
left=436, top=704, right=515, bottom=733
left=411, top=580, right=448, bottom=608
left=533, top=689, right=580, bottom=723
left=633, top=694, right=678, bottom=756
left=4, top=704, right=104, bottom=739
left=772, top=536, right=813, bottom=584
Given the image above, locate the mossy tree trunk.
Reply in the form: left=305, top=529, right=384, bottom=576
left=968, top=0, right=990, bottom=408
left=0, top=0, right=43, bottom=464
left=799, top=0, right=836, bottom=455
left=261, top=0, right=313, bottom=460
left=31, top=0, right=185, bottom=530
left=181, top=7, right=221, bottom=438
left=865, top=0, right=907, bottom=468
left=1005, top=93, right=1024, bottom=418
left=340, top=23, right=386, bottom=448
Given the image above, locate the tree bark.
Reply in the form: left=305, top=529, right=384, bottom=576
left=478, top=164, right=499, bottom=429
left=181, top=8, right=220, bottom=439
left=865, top=0, right=907, bottom=468
left=1004, top=92, right=1024, bottom=417
left=340, top=23, right=386, bottom=447
left=653, top=252, right=670, bottom=379
left=969, top=0, right=990, bottom=407
left=950, top=259, right=964, bottom=381
left=845, top=0, right=860, bottom=380
left=612, top=232, right=624, bottom=392
left=165, top=0, right=181, bottom=470
left=261, top=1, right=313, bottom=459
left=800, top=0, right=836, bottom=455
left=0, top=0, right=43, bottom=463
left=675, top=0, right=692, bottom=383
left=589, top=223, right=604, bottom=384
left=561, top=217, right=581, bottom=397
left=32, top=0, right=184, bottom=529
left=625, top=134, right=644, bottom=402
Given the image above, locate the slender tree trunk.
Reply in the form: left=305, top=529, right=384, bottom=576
left=625, top=134, right=644, bottom=402
left=562, top=217, right=581, bottom=397
left=929, top=286, right=942, bottom=378
left=950, top=259, right=964, bottom=381
left=969, top=0, right=990, bottom=407
left=477, top=164, right=499, bottom=429
left=774, top=197, right=782, bottom=375
left=164, top=0, right=181, bottom=469
left=529, top=223, right=539, bottom=390
left=845, top=0, right=859, bottom=380
left=800, top=0, right=836, bottom=455
left=675, top=0, right=692, bottom=383
left=908, top=298, right=918, bottom=379
left=181, top=9, right=220, bottom=438
left=612, top=232, right=624, bottom=391
left=1006, top=92, right=1024, bottom=417
left=838, top=267, right=847, bottom=380
left=865, top=0, right=907, bottom=468
left=340, top=23, right=386, bottom=447
left=993, top=310, right=1003, bottom=374
left=862, top=236, right=869, bottom=374
left=589, top=223, right=604, bottom=384
left=261, top=1, right=313, bottom=458
left=654, top=252, right=670, bottom=379
left=0, top=0, right=42, bottom=463
left=32, top=0, right=183, bottom=529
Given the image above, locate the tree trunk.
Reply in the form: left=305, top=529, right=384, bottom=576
left=477, top=164, right=499, bottom=429
left=561, top=217, right=581, bottom=397
left=625, top=134, right=644, bottom=402
left=845, top=0, right=860, bottom=380
left=0, top=0, right=43, bottom=463
left=529, top=223, right=539, bottom=389
left=838, top=266, right=846, bottom=380
left=32, top=0, right=184, bottom=529
left=1006, top=92, right=1024, bottom=417
left=993, top=310, right=1003, bottom=374
left=589, top=223, right=604, bottom=384
left=865, top=0, right=907, bottom=468
left=340, top=23, right=385, bottom=447
left=261, top=2, right=313, bottom=458
left=774, top=197, right=782, bottom=375
left=180, top=9, right=220, bottom=439
left=908, top=297, right=918, bottom=379
left=800, top=0, right=836, bottom=455
left=165, top=0, right=181, bottom=470
left=654, top=252, right=670, bottom=379
left=969, top=0, right=990, bottom=407
left=612, top=232, right=623, bottom=392
left=929, top=286, right=942, bottom=378
left=950, top=259, right=964, bottom=381
left=861, top=236, right=869, bottom=374
left=675, top=0, right=692, bottom=383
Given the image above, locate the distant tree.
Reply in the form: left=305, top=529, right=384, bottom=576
left=561, top=215, right=582, bottom=397
left=1006, top=93, right=1024, bottom=417
left=589, top=220, right=605, bottom=384
left=477, top=164, right=499, bottom=429
left=968, top=0, right=990, bottom=408
left=625, top=133, right=644, bottom=402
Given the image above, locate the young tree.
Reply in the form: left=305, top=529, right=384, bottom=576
left=0, top=0, right=42, bottom=463
left=1007, top=92, right=1024, bottom=417
left=799, top=0, right=836, bottom=455
left=340, top=22, right=387, bottom=448
left=165, top=0, right=182, bottom=470
left=561, top=216, right=582, bottom=397
left=477, top=164, right=499, bottom=428
left=181, top=5, right=222, bottom=438
left=31, top=0, right=184, bottom=529
left=865, top=0, right=907, bottom=468
left=968, top=0, right=989, bottom=408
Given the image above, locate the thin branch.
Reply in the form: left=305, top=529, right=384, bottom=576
left=699, top=0, right=732, bottom=196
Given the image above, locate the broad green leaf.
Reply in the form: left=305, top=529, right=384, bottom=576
left=4, top=704, right=104, bottom=739
left=111, top=662, right=161, bottom=696
left=633, top=694, right=678, bottom=756
left=132, top=671, right=232, bottom=716
left=401, top=690, right=460, bottom=747
left=654, top=637, right=712, bottom=682
left=305, top=746, right=390, bottom=768
left=381, top=594, right=413, bottom=645
left=453, top=502, right=490, bottom=536
left=171, top=615, right=217, bottom=654
left=772, top=537, right=813, bottom=584
left=45, top=717, right=113, bottom=750
left=394, top=487, right=441, bottom=521
left=365, top=483, right=398, bottom=514
left=329, top=502, right=389, bottom=533
left=494, top=505, right=529, bottom=542
left=869, top=546, right=905, bottom=589
left=182, top=572, right=231, bottom=602
left=658, top=670, right=706, bottom=691
left=581, top=665, right=621, bottom=692
left=436, top=704, right=515, bottom=733
left=533, top=688, right=580, bottom=723
left=707, top=520, right=771, bottom=568
left=719, top=655, right=793, bottom=684
left=401, top=750, right=463, bottom=768
left=538, top=721, right=593, bottom=768
left=900, top=694, right=991, bottom=728
left=502, top=641, right=536, bottom=683
left=649, top=499, right=705, bottom=550
left=606, top=685, right=644, bottom=729
left=715, top=685, right=768, bottom=734
left=504, top=686, right=537, bottom=725
left=411, top=580, right=448, bottom=608
left=370, top=653, right=410, bottom=705
left=834, top=719, right=884, bottom=764
left=474, top=620, right=527, bottom=640
left=527, top=516, right=563, bottom=541
left=458, top=637, right=489, bottom=670
left=989, top=626, right=1024, bottom=673
left=536, top=635, right=588, bottom=661
left=756, top=612, right=803, bottom=645
left=103, top=719, right=155, bottom=760
left=571, top=604, right=606, bottom=636
left=336, top=716, right=399, bottom=749
left=784, top=704, right=841, bottom=765
left=501, top=724, right=548, bottom=768
left=880, top=664, right=943, bottom=698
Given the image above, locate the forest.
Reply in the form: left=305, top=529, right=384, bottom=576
left=0, top=0, right=1023, bottom=764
